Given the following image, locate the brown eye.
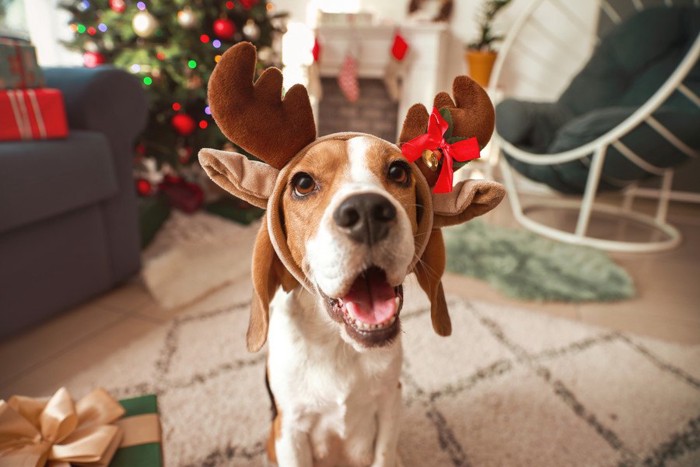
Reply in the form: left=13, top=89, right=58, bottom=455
left=387, top=161, right=410, bottom=186
left=292, top=172, right=317, bottom=197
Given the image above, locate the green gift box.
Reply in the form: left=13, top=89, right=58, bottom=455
left=110, top=394, right=164, bottom=467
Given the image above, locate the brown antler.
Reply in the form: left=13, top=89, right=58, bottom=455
left=208, top=42, right=317, bottom=170
left=398, top=76, right=494, bottom=184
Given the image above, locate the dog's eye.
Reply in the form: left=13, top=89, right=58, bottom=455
left=291, top=172, right=317, bottom=197
left=387, top=161, right=410, bottom=186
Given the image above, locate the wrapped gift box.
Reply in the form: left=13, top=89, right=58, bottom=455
left=0, top=88, right=68, bottom=141
left=112, top=394, right=164, bottom=467
left=0, top=37, right=45, bottom=90
left=0, top=388, right=162, bottom=467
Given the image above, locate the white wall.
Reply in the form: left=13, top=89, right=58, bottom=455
left=278, top=0, right=600, bottom=102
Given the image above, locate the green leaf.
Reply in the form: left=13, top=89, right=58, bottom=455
left=439, top=108, right=453, bottom=139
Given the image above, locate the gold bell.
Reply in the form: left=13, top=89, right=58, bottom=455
left=422, top=149, right=441, bottom=171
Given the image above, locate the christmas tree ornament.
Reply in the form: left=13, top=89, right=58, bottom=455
left=172, top=113, right=196, bottom=135
left=133, top=11, right=159, bottom=38
left=240, top=0, right=258, bottom=9
left=242, top=19, right=260, bottom=40
left=213, top=18, right=236, bottom=40
left=136, top=178, right=155, bottom=196
left=177, top=7, right=198, bottom=28
left=109, top=0, right=126, bottom=13
left=84, top=40, right=99, bottom=52
left=83, top=51, right=106, bottom=68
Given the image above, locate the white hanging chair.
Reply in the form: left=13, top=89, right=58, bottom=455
left=488, top=0, right=700, bottom=252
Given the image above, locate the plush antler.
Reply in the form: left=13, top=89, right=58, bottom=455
left=399, top=76, right=494, bottom=185
left=207, top=42, right=317, bottom=169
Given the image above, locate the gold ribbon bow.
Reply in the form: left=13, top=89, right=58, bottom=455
left=0, top=387, right=157, bottom=467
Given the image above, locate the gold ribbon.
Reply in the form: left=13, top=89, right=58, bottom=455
left=0, top=387, right=159, bottom=467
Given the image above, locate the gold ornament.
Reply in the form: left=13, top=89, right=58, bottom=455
left=422, top=149, right=442, bottom=171
left=177, top=7, right=198, bottom=28
left=132, top=11, right=158, bottom=38
left=242, top=19, right=260, bottom=40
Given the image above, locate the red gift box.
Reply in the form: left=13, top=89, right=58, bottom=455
left=0, top=88, right=68, bottom=141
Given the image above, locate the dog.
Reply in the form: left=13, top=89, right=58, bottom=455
left=199, top=42, right=505, bottom=466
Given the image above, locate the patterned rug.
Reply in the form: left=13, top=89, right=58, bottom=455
left=53, top=275, right=700, bottom=466
left=444, top=220, right=636, bottom=302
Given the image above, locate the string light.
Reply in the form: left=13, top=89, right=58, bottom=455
left=199, top=120, right=208, bottom=129
left=200, top=34, right=210, bottom=43
left=187, top=59, right=197, bottom=69
left=225, top=1, right=234, bottom=9
left=204, top=106, right=211, bottom=115
left=87, top=26, right=96, bottom=35
left=214, top=55, right=222, bottom=63
left=172, top=103, right=181, bottom=111
left=98, top=23, right=108, bottom=32
left=143, top=76, right=153, bottom=85
left=212, top=39, right=221, bottom=48
left=130, top=64, right=141, bottom=73
left=156, top=52, right=165, bottom=60
left=77, top=24, right=86, bottom=34
left=70, top=24, right=78, bottom=32
left=136, top=1, right=146, bottom=10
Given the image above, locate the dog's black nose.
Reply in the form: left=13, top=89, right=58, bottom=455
left=334, top=193, right=397, bottom=244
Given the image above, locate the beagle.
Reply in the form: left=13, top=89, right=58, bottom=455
left=199, top=42, right=505, bottom=466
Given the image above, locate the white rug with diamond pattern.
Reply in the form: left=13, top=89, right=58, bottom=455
left=54, top=280, right=699, bottom=466
left=56, top=213, right=700, bottom=466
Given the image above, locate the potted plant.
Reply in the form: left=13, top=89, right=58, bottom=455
left=465, top=0, right=511, bottom=88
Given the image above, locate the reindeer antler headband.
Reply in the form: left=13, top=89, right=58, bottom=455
left=199, top=42, right=505, bottom=345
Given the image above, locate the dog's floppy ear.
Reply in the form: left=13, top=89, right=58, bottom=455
left=199, top=149, right=278, bottom=209
left=249, top=218, right=298, bottom=352
left=414, top=229, right=451, bottom=336
left=432, top=179, right=505, bottom=228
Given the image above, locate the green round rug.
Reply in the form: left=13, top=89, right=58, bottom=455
left=443, top=221, right=636, bottom=302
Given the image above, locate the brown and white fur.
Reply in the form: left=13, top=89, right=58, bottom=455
left=267, top=136, right=413, bottom=466
left=198, top=42, right=505, bottom=467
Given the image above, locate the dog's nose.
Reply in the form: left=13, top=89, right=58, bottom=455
left=334, top=193, right=397, bottom=244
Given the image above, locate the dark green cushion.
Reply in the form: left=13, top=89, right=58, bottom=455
left=497, top=6, right=700, bottom=194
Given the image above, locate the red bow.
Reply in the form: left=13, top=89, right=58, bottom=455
left=401, top=107, right=480, bottom=193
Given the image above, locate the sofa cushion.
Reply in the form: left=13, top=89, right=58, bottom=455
left=0, top=130, right=118, bottom=233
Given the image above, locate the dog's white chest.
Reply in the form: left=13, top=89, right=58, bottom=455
left=267, top=289, right=402, bottom=465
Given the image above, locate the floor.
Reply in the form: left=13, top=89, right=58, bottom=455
left=1, top=192, right=699, bottom=398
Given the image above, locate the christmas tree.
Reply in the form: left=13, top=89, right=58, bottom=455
left=59, top=0, right=286, bottom=216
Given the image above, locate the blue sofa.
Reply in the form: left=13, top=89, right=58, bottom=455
left=0, top=67, right=148, bottom=340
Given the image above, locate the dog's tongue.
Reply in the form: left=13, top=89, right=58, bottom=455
left=343, top=268, right=397, bottom=325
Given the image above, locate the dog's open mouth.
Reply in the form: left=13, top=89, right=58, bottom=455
left=323, top=266, right=403, bottom=347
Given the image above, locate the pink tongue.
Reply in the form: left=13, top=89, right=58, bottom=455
left=343, top=269, right=397, bottom=325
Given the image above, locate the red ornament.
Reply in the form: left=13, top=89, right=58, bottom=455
left=160, top=178, right=204, bottom=213
left=109, top=0, right=126, bottom=13
left=83, top=51, right=106, bottom=68
left=171, top=113, right=196, bottom=136
left=136, top=178, right=155, bottom=196
left=401, top=107, right=481, bottom=193
left=239, top=0, right=258, bottom=9
left=213, top=18, right=236, bottom=39
left=391, top=32, right=409, bottom=61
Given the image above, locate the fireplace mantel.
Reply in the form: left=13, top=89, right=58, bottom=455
left=316, top=22, right=449, bottom=139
